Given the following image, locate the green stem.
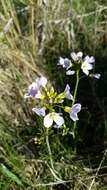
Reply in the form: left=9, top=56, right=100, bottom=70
left=72, top=70, right=80, bottom=153
left=72, top=70, right=80, bottom=106
left=45, top=128, right=62, bottom=181
left=46, top=128, right=54, bottom=170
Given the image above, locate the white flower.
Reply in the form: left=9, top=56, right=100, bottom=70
left=66, top=70, right=75, bottom=75
left=58, top=57, right=71, bottom=69
left=64, top=84, right=74, bottom=100
left=32, top=107, right=46, bottom=116
left=71, top=52, right=83, bottom=61
left=81, top=55, right=95, bottom=75
left=44, top=112, right=64, bottom=128
left=69, top=104, right=81, bottom=121
left=81, top=61, right=93, bottom=75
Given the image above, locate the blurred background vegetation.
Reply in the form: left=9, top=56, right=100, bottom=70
left=0, top=0, right=107, bottom=189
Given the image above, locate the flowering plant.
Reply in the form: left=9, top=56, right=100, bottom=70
left=24, top=51, right=100, bottom=181
left=58, top=51, right=100, bottom=78
left=24, top=76, right=81, bottom=128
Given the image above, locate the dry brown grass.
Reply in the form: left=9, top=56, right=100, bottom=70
left=0, top=0, right=107, bottom=189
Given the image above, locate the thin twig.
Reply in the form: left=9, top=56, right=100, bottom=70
left=33, top=179, right=72, bottom=187
left=88, top=149, right=107, bottom=190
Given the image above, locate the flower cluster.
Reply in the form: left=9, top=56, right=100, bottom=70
left=24, top=52, right=101, bottom=131
left=24, top=51, right=101, bottom=177
left=58, top=52, right=100, bottom=78
left=24, top=76, right=81, bottom=128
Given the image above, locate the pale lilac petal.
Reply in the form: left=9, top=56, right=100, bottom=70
left=77, top=52, right=83, bottom=58
left=58, top=57, right=64, bottom=67
left=58, top=57, right=70, bottom=68
left=35, top=78, right=42, bottom=88
left=58, top=57, right=64, bottom=66
left=89, top=56, right=95, bottom=63
left=36, top=76, right=47, bottom=88
left=82, top=61, right=93, bottom=70
left=84, top=56, right=95, bottom=63
left=70, top=104, right=81, bottom=121
left=86, top=63, right=93, bottom=70
left=66, top=70, right=75, bottom=75
left=44, top=114, right=53, bottom=128
left=53, top=114, right=64, bottom=127
left=70, top=112, right=79, bottom=121
left=71, top=52, right=83, bottom=61
left=32, top=107, right=45, bottom=116
left=82, top=67, right=89, bottom=75
left=93, top=73, right=101, bottom=79
left=58, top=99, right=64, bottom=103
left=35, top=90, right=42, bottom=99
left=29, top=82, right=38, bottom=91
left=71, top=52, right=78, bottom=61
left=40, top=76, right=47, bottom=87
left=72, top=104, right=81, bottom=113
left=25, top=82, right=38, bottom=98
left=63, top=58, right=70, bottom=68
left=84, top=56, right=89, bottom=62
left=64, top=84, right=74, bottom=100
left=53, top=124, right=62, bottom=128
left=81, top=61, right=93, bottom=75
left=24, top=76, right=47, bottom=99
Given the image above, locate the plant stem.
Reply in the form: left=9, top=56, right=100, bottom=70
left=72, top=70, right=80, bottom=152
left=72, top=70, right=80, bottom=106
left=45, top=128, right=62, bottom=181
left=46, top=128, right=54, bottom=170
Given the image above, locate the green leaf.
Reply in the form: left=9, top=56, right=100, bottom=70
left=0, top=164, right=23, bottom=186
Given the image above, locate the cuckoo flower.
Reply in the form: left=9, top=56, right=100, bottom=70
left=24, top=76, right=47, bottom=99
left=32, top=107, right=46, bottom=117
left=24, top=82, right=40, bottom=98
left=36, top=76, right=47, bottom=88
left=70, top=52, right=94, bottom=76
left=64, top=84, right=74, bottom=100
left=81, top=61, right=93, bottom=75
left=65, top=104, right=81, bottom=121
left=58, top=57, right=71, bottom=69
left=70, top=104, right=81, bottom=121
left=58, top=52, right=98, bottom=76
left=70, top=52, right=83, bottom=61
left=84, top=56, right=95, bottom=64
left=61, top=52, right=83, bottom=76
left=44, top=112, right=64, bottom=128
left=90, top=73, right=101, bottom=79
left=81, top=55, right=94, bottom=75
left=93, top=73, right=101, bottom=79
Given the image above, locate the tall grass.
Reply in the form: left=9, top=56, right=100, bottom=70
left=0, top=0, right=107, bottom=189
